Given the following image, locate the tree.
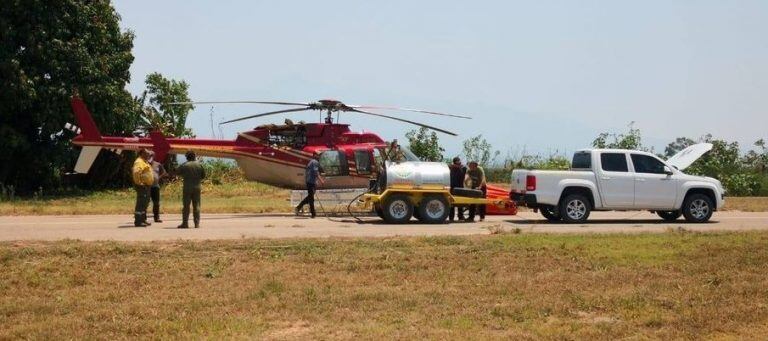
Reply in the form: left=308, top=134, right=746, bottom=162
left=137, top=72, right=194, bottom=137
left=0, top=1, right=138, bottom=193
left=405, top=127, right=444, bottom=162
left=462, top=134, right=499, bottom=167
left=592, top=122, right=648, bottom=151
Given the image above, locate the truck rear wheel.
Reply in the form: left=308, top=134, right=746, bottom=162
left=540, top=206, right=561, bottom=222
left=382, top=194, right=414, bottom=224
left=682, top=193, right=713, bottom=223
left=417, top=195, right=449, bottom=224
left=657, top=210, right=682, bottom=221
left=559, top=194, right=591, bottom=223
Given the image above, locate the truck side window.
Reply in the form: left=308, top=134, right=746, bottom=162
left=572, top=152, right=591, bottom=169
left=631, top=154, right=666, bottom=174
left=600, top=153, right=628, bottom=172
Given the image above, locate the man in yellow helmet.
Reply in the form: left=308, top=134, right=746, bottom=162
left=132, top=149, right=154, bottom=227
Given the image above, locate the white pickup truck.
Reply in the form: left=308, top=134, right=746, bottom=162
left=510, top=144, right=726, bottom=223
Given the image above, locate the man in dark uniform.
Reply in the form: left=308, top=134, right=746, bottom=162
left=448, top=157, right=467, bottom=222
left=465, top=161, right=487, bottom=222
left=177, top=151, right=206, bottom=228
left=295, top=153, right=325, bottom=218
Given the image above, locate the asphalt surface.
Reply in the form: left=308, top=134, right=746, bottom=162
left=1, top=211, right=767, bottom=242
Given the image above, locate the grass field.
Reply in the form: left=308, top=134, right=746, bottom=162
left=0, top=181, right=291, bottom=215
left=1, top=181, right=766, bottom=215
left=2, top=232, right=768, bottom=339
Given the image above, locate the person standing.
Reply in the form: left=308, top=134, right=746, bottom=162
left=177, top=151, right=206, bottom=228
left=148, top=151, right=167, bottom=223
left=295, top=153, right=325, bottom=218
left=465, top=161, right=487, bottom=222
left=132, top=149, right=154, bottom=227
left=448, top=157, right=467, bottom=222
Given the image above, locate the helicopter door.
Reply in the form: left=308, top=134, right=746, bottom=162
left=353, top=150, right=373, bottom=175
left=317, top=149, right=347, bottom=173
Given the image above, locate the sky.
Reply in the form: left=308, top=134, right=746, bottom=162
left=113, top=0, right=768, bottom=159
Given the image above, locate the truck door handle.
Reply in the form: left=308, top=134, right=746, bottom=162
left=635, top=178, right=646, bottom=182
left=600, top=176, right=611, bottom=180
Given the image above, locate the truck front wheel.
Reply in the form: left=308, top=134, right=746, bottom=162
left=682, top=194, right=713, bottom=223
left=382, top=194, right=414, bottom=224
left=559, top=194, right=591, bottom=223
left=417, top=195, right=449, bottom=224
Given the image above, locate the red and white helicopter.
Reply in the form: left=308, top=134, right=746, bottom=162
left=69, top=96, right=516, bottom=214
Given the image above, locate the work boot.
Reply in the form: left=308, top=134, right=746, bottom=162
left=294, top=206, right=302, bottom=216
left=154, top=218, right=163, bottom=223
left=177, top=224, right=189, bottom=229
left=135, top=222, right=149, bottom=227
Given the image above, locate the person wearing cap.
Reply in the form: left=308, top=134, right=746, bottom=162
left=464, top=161, right=487, bottom=222
left=132, top=149, right=154, bottom=227
left=176, top=150, right=206, bottom=228
left=295, top=152, right=325, bottom=218
left=448, top=157, right=467, bottom=222
left=148, top=151, right=167, bottom=223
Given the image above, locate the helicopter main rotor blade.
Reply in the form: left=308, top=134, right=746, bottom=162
left=347, top=105, right=471, bottom=119
left=220, top=107, right=313, bottom=124
left=349, top=109, right=458, bottom=136
left=169, top=101, right=310, bottom=106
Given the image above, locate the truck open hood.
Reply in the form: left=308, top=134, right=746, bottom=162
left=666, top=143, right=713, bottom=170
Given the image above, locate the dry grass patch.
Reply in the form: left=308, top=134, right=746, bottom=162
left=722, top=196, right=768, bottom=212
left=0, top=181, right=290, bottom=215
left=2, top=232, right=768, bottom=339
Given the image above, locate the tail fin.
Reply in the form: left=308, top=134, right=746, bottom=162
left=74, top=146, right=102, bottom=174
left=70, top=96, right=101, bottom=140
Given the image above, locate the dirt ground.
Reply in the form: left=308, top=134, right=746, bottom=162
left=1, top=211, right=767, bottom=241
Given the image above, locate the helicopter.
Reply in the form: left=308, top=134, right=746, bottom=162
left=69, top=96, right=470, bottom=190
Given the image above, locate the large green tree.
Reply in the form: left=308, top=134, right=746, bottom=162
left=405, top=127, right=444, bottom=162
left=136, top=72, right=194, bottom=138
left=0, top=0, right=138, bottom=193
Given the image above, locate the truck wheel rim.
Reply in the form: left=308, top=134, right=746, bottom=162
left=690, top=199, right=709, bottom=219
left=566, top=200, right=586, bottom=220
left=425, top=199, right=446, bottom=219
left=389, top=200, right=409, bottom=219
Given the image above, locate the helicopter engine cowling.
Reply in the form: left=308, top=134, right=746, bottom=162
left=385, top=161, right=450, bottom=190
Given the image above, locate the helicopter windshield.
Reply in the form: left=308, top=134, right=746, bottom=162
left=383, top=145, right=420, bottom=162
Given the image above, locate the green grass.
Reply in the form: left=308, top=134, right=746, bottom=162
left=0, top=180, right=290, bottom=215
left=2, top=232, right=768, bottom=339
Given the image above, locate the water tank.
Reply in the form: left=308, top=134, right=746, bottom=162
left=385, top=161, right=450, bottom=190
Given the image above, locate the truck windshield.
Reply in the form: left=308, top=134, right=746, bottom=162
left=572, top=152, right=591, bottom=169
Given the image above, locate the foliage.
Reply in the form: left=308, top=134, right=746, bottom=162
left=0, top=0, right=138, bottom=194
left=136, top=72, right=194, bottom=137
left=684, top=136, right=762, bottom=196
left=200, top=158, right=244, bottom=185
left=592, top=122, right=649, bottom=151
left=461, top=134, right=500, bottom=167
left=405, top=127, right=444, bottom=162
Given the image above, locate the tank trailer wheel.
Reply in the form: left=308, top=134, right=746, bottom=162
left=382, top=194, right=414, bottom=224
left=417, top=195, right=449, bottom=224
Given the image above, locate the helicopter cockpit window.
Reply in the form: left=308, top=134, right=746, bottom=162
left=354, top=150, right=372, bottom=175
left=318, top=150, right=348, bottom=177
left=384, top=145, right=420, bottom=162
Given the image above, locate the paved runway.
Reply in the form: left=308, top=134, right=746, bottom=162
left=1, top=211, right=767, bottom=242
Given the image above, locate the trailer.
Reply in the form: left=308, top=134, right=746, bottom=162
left=360, top=188, right=512, bottom=224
